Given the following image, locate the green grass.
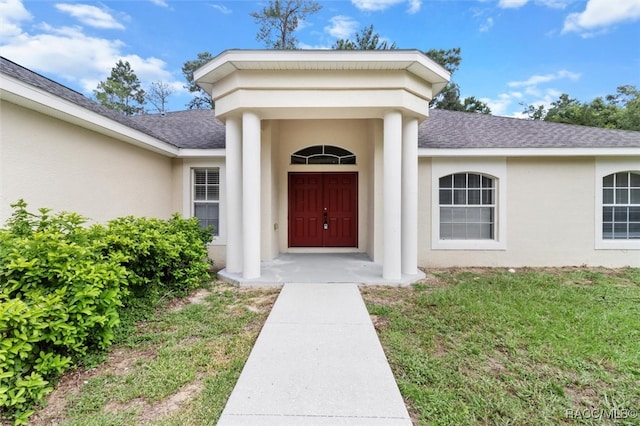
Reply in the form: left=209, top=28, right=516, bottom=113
left=362, top=268, right=640, bottom=426
left=30, top=283, right=279, bottom=426
left=30, top=268, right=639, bottom=426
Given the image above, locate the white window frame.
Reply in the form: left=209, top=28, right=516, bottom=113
left=182, top=159, right=226, bottom=246
left=431, top=157, right=507, bottom=250
left=595, top=158, right=640, bottom=250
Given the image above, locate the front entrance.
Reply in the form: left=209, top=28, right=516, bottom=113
left=288, top=172, right=358, bottom=247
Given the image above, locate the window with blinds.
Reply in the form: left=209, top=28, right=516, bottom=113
left=193, top=168, right=219, bottom=235
left=602, top=171, right=640, bottom=240
left=439, top=172, right=495, bottom=240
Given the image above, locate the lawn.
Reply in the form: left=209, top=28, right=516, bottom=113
left=29, top=283, right=279, bottom=426
left=27, top=268, right=639, bottom=425
left=361, top=268, right=640, bottom=425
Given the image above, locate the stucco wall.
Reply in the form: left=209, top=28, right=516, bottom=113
left=419, top=156, right=640, bottom=268
left=0, top=101, right=176, bottom=224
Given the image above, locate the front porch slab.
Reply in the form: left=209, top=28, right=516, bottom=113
left=218, top=253, right=425, bottom=287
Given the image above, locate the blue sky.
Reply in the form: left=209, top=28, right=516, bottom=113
left=1, top=0, right=639, bottom=117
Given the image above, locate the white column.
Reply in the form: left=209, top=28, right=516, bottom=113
left=383, top=111, right=402, bottom=280
left=242, top=111, right=261, bottom=279
left=402, top=116, right=418, bottom=275
left=225, top=116, right=242, bottom=273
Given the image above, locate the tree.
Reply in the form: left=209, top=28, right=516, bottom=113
left=94, top=60, right=146, bottom=116
left=425, top=47, right=461, bottom=75
left=251, top=0, right=322, bottom=49
left=521, top=85, right=640, bottom=130
left=425, top=48, right=491, bottom=114
left=333, top=25, right=396, bottom=50
left=182, top=51, right=215, bottom=110
left=147, top=81, right=173, bottom=114
left=461, top=96, right=491, bottom=115
left=614, top=85, right=640, bottom=130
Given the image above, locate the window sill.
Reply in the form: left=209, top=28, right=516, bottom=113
left=431, top=239, right=506, bottom=250
left=595, top=240, right=640, bottom=250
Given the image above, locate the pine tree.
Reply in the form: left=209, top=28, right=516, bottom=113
left=94, top=60, right=146, bottom=116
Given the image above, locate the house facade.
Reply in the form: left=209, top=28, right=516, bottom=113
left=1, top=50, right=639, bottom=284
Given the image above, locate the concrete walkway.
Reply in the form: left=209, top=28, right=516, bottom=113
left=217, top=283, right=412, bottom=425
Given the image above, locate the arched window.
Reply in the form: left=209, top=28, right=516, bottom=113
left=291, top=145, right=356, bottom=165
left=439, top=172, right=495, bottom=240
left=602, top=171, right=640, bottom=239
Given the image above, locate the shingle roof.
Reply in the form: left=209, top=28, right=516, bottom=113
left=139, top=109, right=640, bottom=150
left=420, top=109, right=640, bottom=149
left=3, top=55, right=639, bottom=151
left=0, top=56, right=176, bottom=147
left=129, top=110, right=225, bottom=149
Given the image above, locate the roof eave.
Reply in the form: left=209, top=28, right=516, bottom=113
left=194, top=49, right=451, bottom=95
left=418, top=147, right=640, bottom=157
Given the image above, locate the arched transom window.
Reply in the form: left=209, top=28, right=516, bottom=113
left=291, top=145, right=356, bottom=165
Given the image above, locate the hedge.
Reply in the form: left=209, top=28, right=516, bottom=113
left=0, top=201, right=212, bottom=424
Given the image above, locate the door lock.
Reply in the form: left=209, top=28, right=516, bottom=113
left=323, top=208, right=328, bottom=230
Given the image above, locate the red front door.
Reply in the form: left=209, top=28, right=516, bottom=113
left=288, top=172, right=358, bottom=247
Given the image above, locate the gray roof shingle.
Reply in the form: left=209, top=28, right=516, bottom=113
left=129, top=110, right=225, bottom=149
left=420, top=109, right=640, bottom=149
left=3, top=56, right=639, bottom=151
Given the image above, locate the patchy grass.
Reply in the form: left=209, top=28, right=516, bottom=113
left=29, top=283, right=279, bottom=426
left=361, top=268, right=640, bottom=425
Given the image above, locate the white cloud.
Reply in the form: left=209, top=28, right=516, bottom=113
left=407, top=0, right=421, bottom=14
left=498, top=0, right=571, bottom=9
left=0, top=2, right=182, bottom=97
left=479, top=17, right=494, bottom=32
left=325, top=15, right=359, bottom=39
left=480, top=93, right=515, bottom=116
left=150, top=0, right=169, bottom=7
left=482, top=70, right=581, bottom=117
left=55, top=3, right=125, bottom=30
left=508, top=70, right=581, bottom=88
left=210, top=4, right=232, bottom=14
left=562, top=0, right=640, bottom=36
left=0, top=0, right=32, bottom=41
left=481, top=89, right=560, bottom=118
left=351, top=0, right=420, bottom=13
left=498, top=0, right=528, bottom=8
left=536, top=0, right=571, bottom=8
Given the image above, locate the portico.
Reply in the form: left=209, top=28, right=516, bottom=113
left=194, top=50, right=450, bottom=283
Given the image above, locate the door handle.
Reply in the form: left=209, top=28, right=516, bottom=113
left=323, top=208, right=328, bottom=230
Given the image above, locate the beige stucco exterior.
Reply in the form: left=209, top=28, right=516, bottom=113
left=419, top=156, right=640, bottom=267
left=0, top=101, right=179, bottom=224
left=2, top=50, right=638, bottom=276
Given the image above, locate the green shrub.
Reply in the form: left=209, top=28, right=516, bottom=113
left=0, top=201, right=127, bottom=424
left=90, top=214, right=213, bottom=304
left=0, top=202, right=213, bottom=424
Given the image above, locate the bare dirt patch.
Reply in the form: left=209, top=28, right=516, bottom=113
left=370, top=314, right=390, bottom=332
left=29, top=347, right=158, bottom=426
left=101, top=377, right=205, bottom=424
left=167, top=288, right=212, bottom=312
